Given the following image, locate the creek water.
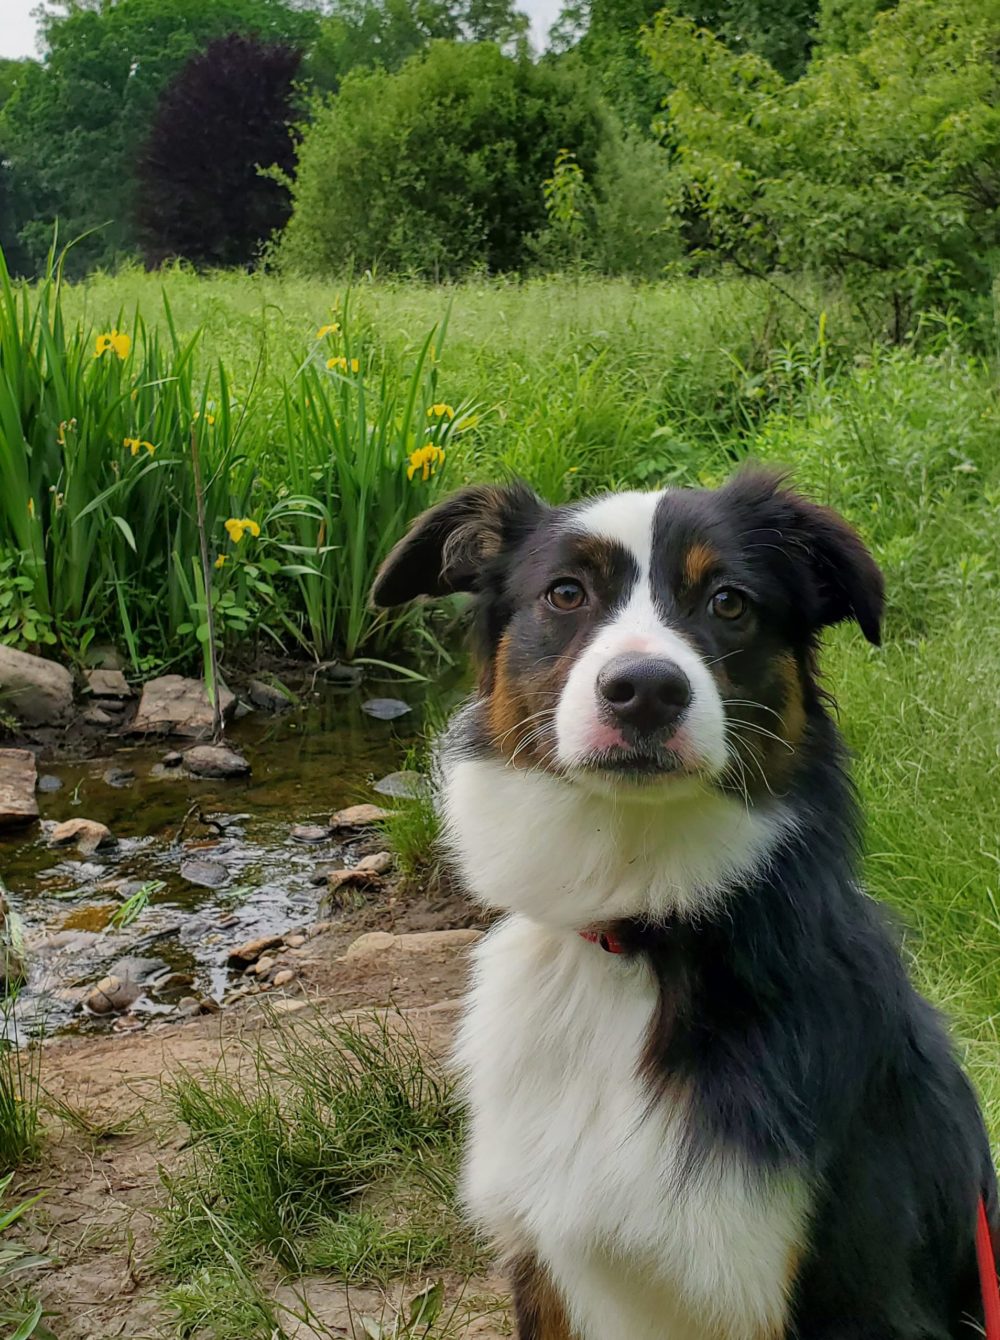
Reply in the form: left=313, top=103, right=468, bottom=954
left=0, top=676, right=462, bottom=1039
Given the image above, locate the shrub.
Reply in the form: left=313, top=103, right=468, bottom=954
left=646, top=0, right=1000, bottom=337
left=136, top=34, right=304, bottom=270
left=281, top=41, right=612, bottom=278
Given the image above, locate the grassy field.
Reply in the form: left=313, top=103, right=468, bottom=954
left=2, top=264, right=1000, bottom=1333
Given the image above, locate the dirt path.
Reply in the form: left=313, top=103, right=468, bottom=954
left=16, top=911, right=511, bottom=1340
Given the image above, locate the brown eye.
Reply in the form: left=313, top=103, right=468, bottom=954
left=710, top=588, right=747, bottom=621
left=546, top=579, right=587, bottom=611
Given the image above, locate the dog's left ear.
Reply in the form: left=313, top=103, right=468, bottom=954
left=722, top=468, right=884, bottom=645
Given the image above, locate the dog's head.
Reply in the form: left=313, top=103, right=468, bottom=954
left=372, top=469, right=882, bottom=800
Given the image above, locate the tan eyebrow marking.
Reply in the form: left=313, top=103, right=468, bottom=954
left=682, top=541, right=720, bottom=589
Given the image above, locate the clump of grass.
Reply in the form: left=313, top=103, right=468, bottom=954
left=0, top=996, right=41, bottom=1175
left=379, top=745, right=442, bottom=891
left=157, top=1011, right=470, bottom=1337
left=0, top=1174, right=56, bottom=1340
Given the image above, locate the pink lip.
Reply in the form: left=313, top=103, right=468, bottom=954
left=584, top=724, right=695, bottom=762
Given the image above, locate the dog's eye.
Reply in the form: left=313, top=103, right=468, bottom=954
left=546, top=579, right=587, bottom=612
left=709, top=588, right=747, bottom=621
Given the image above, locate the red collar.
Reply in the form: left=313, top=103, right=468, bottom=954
left=579, top=928, right=626, bottom=954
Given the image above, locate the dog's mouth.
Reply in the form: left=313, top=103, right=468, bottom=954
left=577, top=744, right=695, bottom=784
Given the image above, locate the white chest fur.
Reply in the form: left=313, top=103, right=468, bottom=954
left=454, top=917, right=808, bottom=1340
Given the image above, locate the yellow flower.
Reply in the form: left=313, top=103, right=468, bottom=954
left=95, top=329, right=130, bottom=359
left=215, top=554, right=228, bottom=569
left=317, top=323, right=341, bottom=338
left=56, top=418, right=77, bottom=446
left=427, top=403, right=455, bottom=420
left=224, top=517, right=260, bottom=543
left=326, top=356, right=360, bottom=374
left=193, top=411, right=216, bottom=426
left=406, top=444, right=445, bottom=483
left=142, top=440, right=157, bottom=456
left=27, top=497, right=35, bottom=519
left=124, top=436, right=141, bottom=456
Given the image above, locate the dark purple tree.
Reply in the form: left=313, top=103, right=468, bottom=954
left=136, top=33, right=303, bottom=269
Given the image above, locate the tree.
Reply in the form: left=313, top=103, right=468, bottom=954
left=0, top=0, right=319, bottom=275
left=136, top=33, right=302, bottom=268
left=645, top=0, right=1000, bottom=336
left=306, top=0, right=528, bottom=92
left=282, top=41, right=611, bottom=277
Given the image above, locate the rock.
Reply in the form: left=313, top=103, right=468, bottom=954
left=251, top=956, right=276, bottom=976
left=291, top=824, right=332, bottom=843
left=329, top=803, right=390, bottom=831
left=227, top=933, right=284, bottom=968
left=108, top=955, right=162, bottom=983
left=82, top=706, right=115, bottom=727
left=272, top=969, right=295, bottom=987
left=319, top=662, right=363, bottom=687
left=372, top=770, right=430, bottom=800
left=248, top=678, right=293, bottom=712
left=0, top=889, right=27, bottom=991
left=183, top=744, right=251, bottom=779
left=162, top=751, right=183, bottom=768
left=37, top=773, right=62, bottom=792
left=84, top=644, right=125, bottom=672
left=270, top=998, right=307, bottom=1014
left=355, top=851, right=393, bottom=875
left=130, top=675, right=235, bottom=738
left=85, top=668, right=132, bottom=699
left=150, top=971, right=195, bottom=996
left=180, top=858, right=228, bottom=889
left=0, top=749, right=39, bottom=829
left=34, top=929, right=100, bottom=952
left=0, top=645, right=73, bottom=726
left=234, top=700, right=252, bottom=720
left=326, top=866, right=385, bottom=894
left=362, top=697, right=411, bottom=720
left=49, top=817, right=115, bottom=856
left=343, top=929, right=481, bottom=964
left=102, top=766, right=135, bottom=789
left=85, top=974, right=140, bottom=1014
left=178, top=995, right=220, bottom=1017
left=284, top=934, right=306, bottom=949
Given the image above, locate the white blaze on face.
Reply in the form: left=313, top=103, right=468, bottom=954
left=554, top=491, right=728, bottom=778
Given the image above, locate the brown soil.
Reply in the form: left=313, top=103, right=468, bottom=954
left=15, top=895, right=511, bottom=1340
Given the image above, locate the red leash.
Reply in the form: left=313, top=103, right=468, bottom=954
left=977, top=1195, right=1000, bottom=1340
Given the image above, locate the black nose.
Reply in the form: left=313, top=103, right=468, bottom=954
left=597, top=655, right=692, bottom=735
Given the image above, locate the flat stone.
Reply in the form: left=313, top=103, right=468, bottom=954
left=329, top=803, right=390, bottom=831
left=362, top=697, right=411, bottom=720
left=355, top=850, right=393, bottom=875
left=248, top=678, right=293, bottom=712
left=0, top=645, right=73, bottom=726
left=319, top=662, right=363, bottom=687
left=227, top=933, right=284, bottom=967
left=326, top=866, right=385, bottom=893
left=81, top=706, right=115, bottom=727
left=0, top=749, right=39, bottom=829
left=291, top=824, right=332, bottom=843
left=85, top=974, right=140, bottom=1014
left=162, top=751, right=183, bottom=768
left=84, top=644, right=125, bottom=671
left=37, top=773, right=62, bottom=793
left=284, top=934, right=306, bottom=948
left=130, top=675, right=235, bottom=738
left=372, top=770, right=430, bottom=800
left=85, top=668, right=132, bottom=699
left=343, top=929, right=480, bottom=964
left=49, top=817, right=115, bottom=855
left=183, top=744, right=250, bottom=779
left=180, top=858, right=228, bottom=889
left=102, top=766, right=135, bottom=789
left=272, top=969, right=295, bottom=987
left=251, top=956, right=276, bottom=976
left=270, top=998, right=308, bottom=1014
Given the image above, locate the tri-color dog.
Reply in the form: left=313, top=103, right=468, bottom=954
left=372, top=468, right=997, bottom=1340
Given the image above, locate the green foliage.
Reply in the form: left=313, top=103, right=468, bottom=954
left=815, top=0, right=895, bottom=53
left=0, top=0, right=319, bottom=277
left=157, top=1013, right=468, bottom=1331
left=0, top=1175, right=56, bottom=1340
left=282, top=42, right=611, bottom=278
left=646, top=0, right=1000, bottom=336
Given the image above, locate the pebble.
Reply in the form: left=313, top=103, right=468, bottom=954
left=85, top=974, right=140, bottom=1014
left=291, top=824, right=332, bottom=843
left=82, top=706, right=115, bottom=727
left=329, top=803, right=390, bottom=831
left=319, top=662, right=363, bottom=687
left=355, top=850, right=393, bottom=875
left=251, top=955, right=276, bottom=976
left=183, top=744, right=251, bottom=779
left=162, top=751, right=183, bottom=768
left=270, top=998, right=308, bottom=1014
left=372, top=770, right=430, bottom=800
left=180, top=858, right=229, bottom=889
left=248, top=679, right=293, bottom=712
left=228, top=933, right=284, bottom=967
left=272, top=969, right=295, bottom=987
left=102, top=766, right=135, bottom=789
left=37, top=774, right=63, bottom=793
left=49, top=818, right=116, bottom=856
left=362, top=697, right=411, bottom=720
left=284, top=934, right=306, bottom=948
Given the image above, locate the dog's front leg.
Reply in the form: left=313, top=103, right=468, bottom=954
left=511, top=1253, right=577, bottom=1340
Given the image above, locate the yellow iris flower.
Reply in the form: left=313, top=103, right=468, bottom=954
left=317, top=323, right=341, bottom=338
left=224, top=517, right=261, bottom=543
left=427, top=403, right=455, bottom=420
left=327, top=356, right=360, bottom=374
left=407, top=444, right=445, bottom=482
left=95, top=330, right=131, bottom=359
left=215, top=554, right=228, bottom=569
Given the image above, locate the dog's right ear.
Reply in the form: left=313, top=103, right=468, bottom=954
left=371, top=483, right=546, bottom=607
